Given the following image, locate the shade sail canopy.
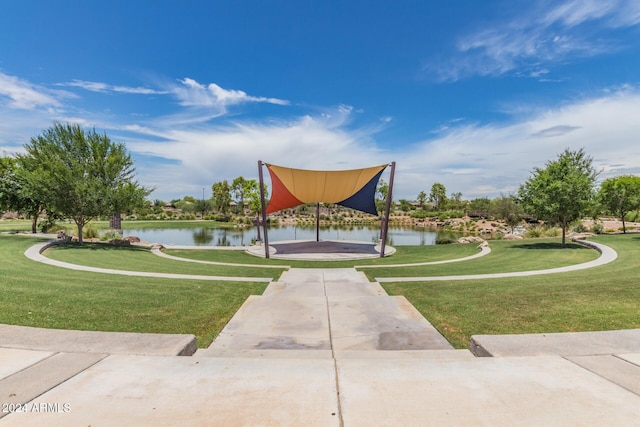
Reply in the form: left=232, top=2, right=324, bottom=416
left=265, top=163, right=387, bottom=215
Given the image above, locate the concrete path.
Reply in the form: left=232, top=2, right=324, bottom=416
left=3, top=268, right=640, bottom=426
left=24, top=241, right=274, bottom=282
left=376, top=239, right=617, bottom=282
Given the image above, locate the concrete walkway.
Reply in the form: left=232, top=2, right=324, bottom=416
left=376, top=239, right=617, bottom=282
left=24, top=241, right=274, bottom=282
left=2, top=267, right=640, bottom=426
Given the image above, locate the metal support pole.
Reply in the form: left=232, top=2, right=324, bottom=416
left=257, top=161, right=270, bottom=258
left=316, top=202, right=320, bottom=242
left=380, top=161, right=396, bottom=257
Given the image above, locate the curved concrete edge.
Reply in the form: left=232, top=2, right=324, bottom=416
left=245, top=239, right=397, bottom=261
left=152, top=246, right=290, bottom=269
left=375, top=239, right=617, bottom=282
left=357, top=244, right=490, bottom=269
left=24, top=241, right=273, bottom=283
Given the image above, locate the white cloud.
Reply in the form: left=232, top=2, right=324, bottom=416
left=394, top=87, right=640, bottom=199
left=171, top=78, right=289, bottom=109
left=428, top=0, right=640, bottom=81
left=61, top=79, right=166, bottom=95
left=0, top=71, right=67, bottom=109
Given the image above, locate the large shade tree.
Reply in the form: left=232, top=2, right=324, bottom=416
left=598, top=175, right=640, bottom=234
left=518, top=148, right=598, bottom=248
left=18, top=123, right=150, bottom=243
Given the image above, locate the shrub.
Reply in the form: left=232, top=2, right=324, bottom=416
left=100, top=229, right=123, bottom=241
left=572, top=222, right=587, bottom=233
left=83, top=225, right=99, bottom=239
left=525, top=226, right=543, bottom=238
left=590, top=223, right=604, bottom=234
left=436, top=235, right=457, bottom=245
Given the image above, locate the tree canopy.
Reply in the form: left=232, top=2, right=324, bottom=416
left=429, top=182, right=447, bottom=210
left=599, top=175, right=640, bottom=233
left=518, top=148, right=598, bottom=247
left=17, top=122, right=150, bottom=243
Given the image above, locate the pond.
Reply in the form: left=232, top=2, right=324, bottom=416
left=123, top=224, right=448, bottom=246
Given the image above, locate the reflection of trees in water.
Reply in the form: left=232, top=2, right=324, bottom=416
left=216, top=229, right=231, bottom=246
left=192, top=228, right=213, bottom=245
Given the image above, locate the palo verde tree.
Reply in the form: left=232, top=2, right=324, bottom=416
left=598, top=175, right=640, bottom=234
left=518, top=148, right=598, bottom=248
left=18, top=122, right=150, bottom=243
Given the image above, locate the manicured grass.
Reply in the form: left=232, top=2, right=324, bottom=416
left=363, top=238, right=599, bottom=279
left=0, top=235, right=267, bottom=347
left=382, top=234, right=640, bottom=348
left=3, top=233, right=638, bottom=351
left=45, top=242, right=285, bottom=279
left=0, top=219, right=32, bottom=232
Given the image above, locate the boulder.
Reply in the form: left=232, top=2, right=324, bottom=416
left=457, top=236, right=485, bottom=244
left=123, top=236, right=141, bottom=243
left=503, top=234, right=523, bottom=240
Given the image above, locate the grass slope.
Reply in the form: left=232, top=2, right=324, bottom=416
left=0, top=235, right=267, bottom=347
left=382, top=235, right=640, bottom=348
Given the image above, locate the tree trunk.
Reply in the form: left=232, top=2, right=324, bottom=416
left=561, top=219, right=566, bottom=248
left=77, top=221, right=84, bottom=245
left=31, top=215, right=38, bottom=234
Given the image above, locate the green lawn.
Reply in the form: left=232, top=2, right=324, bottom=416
left=45, top=242, right=286, bottom=278
left=362, top=238, right=599, bottom=278
left=2, top=233, right=638, bottom=350
left=382, top=234, right=640, bottom=348
left=0, top=235, right=267, bottom=347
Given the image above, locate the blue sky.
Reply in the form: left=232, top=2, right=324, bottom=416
left=2, top=0, right=640, bottom=202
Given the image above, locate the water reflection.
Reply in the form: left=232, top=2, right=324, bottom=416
left=125, top=224, right=441, bottom=247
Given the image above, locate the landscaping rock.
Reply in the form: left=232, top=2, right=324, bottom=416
left=457, top=236, right=485, bottom=244
left=503, top=234, right=523, bottom=240
left=123, top=236, right=141, bottom=243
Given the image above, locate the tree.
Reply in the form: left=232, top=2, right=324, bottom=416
left=375, top=179, right=389, bottom=214
left=231, top=176, right=248, bottom=211
left=211, top=180, right=232, bottom=214
left=18, top=122, right=150, bottom=243
left=243, top=179, right=263, bottom=215
left=193, top=198, right=212, bottom=218
left=0, top=156, right=20, bottom=215
left=429, top=182, right=447, bottom=210
left=416, top=191, right=427, bottom=209
left=490, top=195, right=525, bottom=234
left=518, top=148, right=598, bottom=247
left=598, top=175, right=640, bottom=234
left=468, top=197, right=491, bottom=217
left=1, top=156, right=49, bottom=232
left=399, top=199, right=411, bottom=213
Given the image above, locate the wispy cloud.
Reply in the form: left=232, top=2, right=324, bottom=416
left=61, top=79, right=166, bottom=95
left=0, top=71, right=71, bottom=109
left=427, top=0, right=640, bottom=81
left=531, top=125, right=581, bottom=138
